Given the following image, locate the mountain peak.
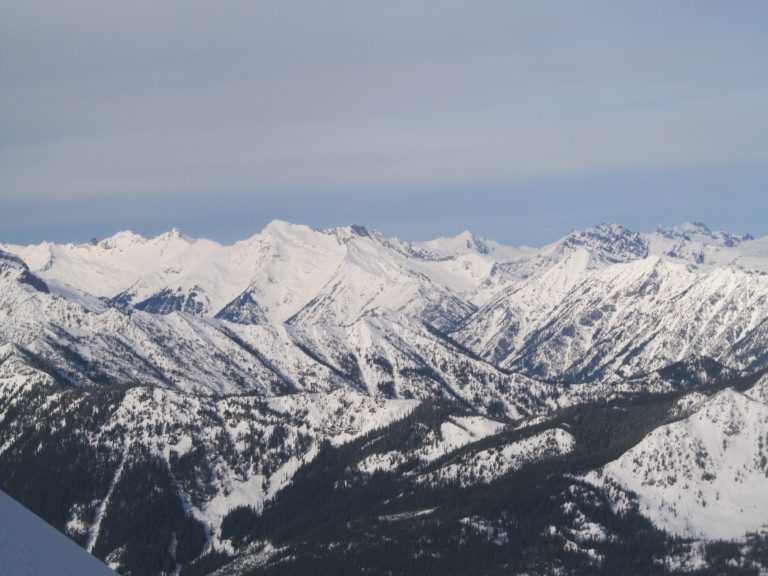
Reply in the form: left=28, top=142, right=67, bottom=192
left=152, top=227, right=193, bottom=243
left=456, top=231, right=491, bottom=255
left=0, top=249, right=49, bottom=292
left=563, top=222, right=632, bottom=241
left=657, top=221, right=712, bottom=238
left=0, top=249, right=30, bottom=271
left=422, top=230, right=494, bottom=256
left=656, top=221, right=753, bottom=247
left=96, top=230, right=147, bottom=250
left=593, top=222, right=632, bottom=235
left=263, top=218, right=292, bottom=231
left=349, top=224, right=370, bottom=237
left=263, top=219, right=315, bottom=238
left=321, top=223, right=373, bottom=244
left=560, top=223, right=648, bottom=263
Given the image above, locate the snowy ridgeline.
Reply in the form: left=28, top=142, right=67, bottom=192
left=1, top=220, right=768, bottom=391
left=0, top=489, right=116, bottom=576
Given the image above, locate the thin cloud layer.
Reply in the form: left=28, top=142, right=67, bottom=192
left=1, top=1, right=767, bottom=242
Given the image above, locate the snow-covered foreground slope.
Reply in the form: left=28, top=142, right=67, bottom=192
left=587, top=377, right=768, bottom=540
left=2, top=220, right=768, bottom=575
left=1, top=343, right=767, bottom=574
left=0, top=489, right=117, bottom=576
left=0, top=355, right=418, bottom=572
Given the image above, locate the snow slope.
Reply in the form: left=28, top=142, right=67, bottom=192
left=423, top=428, right=575, bottom=487
left=587, top=380, right=768, bottom=539
left=0, top=489, right=117, bottom=576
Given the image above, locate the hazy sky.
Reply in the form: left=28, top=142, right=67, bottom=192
left=2, top=1, right=767, bottom=245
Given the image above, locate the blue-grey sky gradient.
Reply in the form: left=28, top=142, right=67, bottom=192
left=1, top=1, right=767, bottom=245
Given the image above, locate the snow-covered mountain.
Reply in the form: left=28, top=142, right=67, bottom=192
left=1, top=220, right=768, bottom=575
left=4, top=220, right=768, bottom=389
left=453, top=223, right=768, bottom=381
left=587, top=375, right=768, bottom=540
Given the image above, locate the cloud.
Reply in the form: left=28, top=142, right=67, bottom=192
left=1, top=1, right=767, bottom=241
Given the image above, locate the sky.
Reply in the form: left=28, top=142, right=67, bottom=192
left=1, top=1, right=767, bottom=246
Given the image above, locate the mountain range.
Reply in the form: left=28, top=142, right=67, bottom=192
left=1, top=220, right=767, bottom=575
